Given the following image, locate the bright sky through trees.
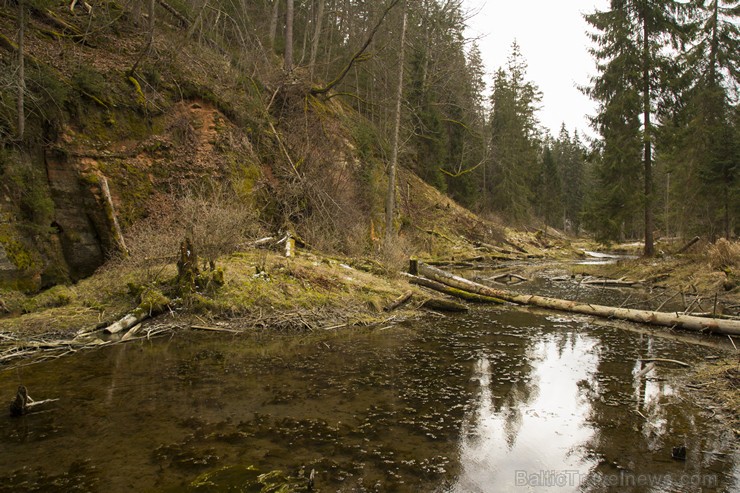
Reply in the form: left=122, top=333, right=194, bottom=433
left=464, top=0, right=609, bottom=137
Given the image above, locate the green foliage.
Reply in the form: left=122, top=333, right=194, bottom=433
left=485, top=45, right=542, bottom=222
left=25, top=63, right=71, bottom=135
left=537, top=146, right=562, bottom=227
left=583, top=0, right=706, bottom=247
left=662, top=0, right=739, bottom=239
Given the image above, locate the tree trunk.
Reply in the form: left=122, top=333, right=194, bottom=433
left=309, top=0, right=324, bottom=79
left=269, top=0, right=280, bottom=51
left=642, top=17, right=654, bottom=257
left=385, top=6, right=406, bottom=245
left=415, top=262, right=740, bottom=336
left=284, top=0, right=294, bottom=72
left=99, top=175, right=129, bottom=257
left=130, top=0, right=156, bottom=76
left=17, top=0, right=25, bottom=141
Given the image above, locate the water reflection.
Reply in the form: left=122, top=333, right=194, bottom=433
left=0, top=310, right=736, bottom=492
left=450, top=332, right=599, bottom=492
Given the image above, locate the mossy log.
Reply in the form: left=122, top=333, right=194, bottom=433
left=420, top=298, right=468, bottom=312
left=384, top=290, right=413, bottom=312
left=404, top=273, right=504, bottom=304
left=415, top=262, right=740, bottom=336
left=104, top=290, right=169, bottom=334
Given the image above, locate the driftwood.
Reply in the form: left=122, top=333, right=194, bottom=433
left=414, top=262, right=740, bottom=336
left=104, top=310, right=150, bottom=334
left=120, top=323, right=143, bottom=341
left=9, top=386, right=59, bottom=417
left=634, top=362, right=656, bottom=379
left=582, top=278, right=641, bottom=288
left=492, top=273, right=528, bottom=285
left=191, top=325, right=241, bottom=334
left=405, top=273, right=504, bottom=304
left=253, top=237, right=275, bottom=248
left=639, top=358, right=691, bottom=368
left=384, top=291, right=413, bottom=312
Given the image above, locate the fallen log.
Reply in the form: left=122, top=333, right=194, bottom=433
left=384, top=291, right=413, bottom=312
left=104, top=310, right=150, bottom=334
left=420, top=298, right=468, bottom=312
left=120, top=323, right=143, bottom=341
left=415, top=262, right=740, bottom=336
left=404, top=274, right=504, bottom=304
left=191, top=325, right=241, bottom=334
left=674, top=236, right=701, bottom=255
left=582, top=278, right=641, bottom=288
left=492, top=273, right=529, bottom=285
left=634, top=362, right=656, bottom=379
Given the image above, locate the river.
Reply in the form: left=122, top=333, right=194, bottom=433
left=0, top=307, right=737, bottom=492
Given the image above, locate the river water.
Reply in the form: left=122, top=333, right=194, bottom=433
left=0, top=307, right=737, bottom=492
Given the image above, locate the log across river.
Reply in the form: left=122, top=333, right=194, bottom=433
left=412, top=261, right=740, bottom=336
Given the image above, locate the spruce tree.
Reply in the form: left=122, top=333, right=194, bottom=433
left=673, top=0, right=739, bottom=238
left=585, top=0, right=689, bottom=254
left=486, top=42, right=542, bottom=221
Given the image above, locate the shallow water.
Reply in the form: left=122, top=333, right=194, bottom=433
left=0, top=308, right=737, bottom=492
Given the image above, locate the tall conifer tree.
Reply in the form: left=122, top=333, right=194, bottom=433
left=672, top=0, right=739, bottom=238
left=487, top=43, right=541, bottom=221
left=585, top=0, right=688, bottom=254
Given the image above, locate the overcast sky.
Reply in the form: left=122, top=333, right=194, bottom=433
left=463, top=0, right=609, bottom=139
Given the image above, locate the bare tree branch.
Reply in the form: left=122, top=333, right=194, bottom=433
left=310, top=0, right=400, bottom=96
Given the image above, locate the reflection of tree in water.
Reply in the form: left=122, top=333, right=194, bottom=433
left=578, top=331, right=730, bottom=492
left=451, top=318, right=599, bottom=492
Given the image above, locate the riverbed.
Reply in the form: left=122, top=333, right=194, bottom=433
left=1, top=307, right=737, bottom=492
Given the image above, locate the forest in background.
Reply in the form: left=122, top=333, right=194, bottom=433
left=0, top=0, right=738, bottom=265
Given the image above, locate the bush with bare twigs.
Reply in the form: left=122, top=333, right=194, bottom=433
left=102, top=183, right=260, bottom=294
left=175, top=183, right=261, bottom=270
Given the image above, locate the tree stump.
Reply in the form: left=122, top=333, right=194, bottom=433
left=177, top=237, right=199, bottom=293
left=9, top=385, right=29, bottom=417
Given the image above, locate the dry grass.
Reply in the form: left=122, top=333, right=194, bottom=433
left=707, top=239, right=740, bottom=271
left=692, top=358, right=740, bottom=430
left=0, top=245, right=419, bottom=341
